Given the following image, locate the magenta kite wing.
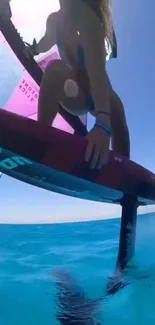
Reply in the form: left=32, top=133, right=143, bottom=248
left=0, top=32, right=86, bottom=134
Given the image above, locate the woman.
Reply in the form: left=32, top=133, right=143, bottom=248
left=27, top=0, right=130, bottom=169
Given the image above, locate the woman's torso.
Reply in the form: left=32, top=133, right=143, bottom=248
left=55, top=10, right=90, bottom=69
left=52, top=6, right=116, bottom=95
left=54, top=9, right=107, bottom=92
left=54, top=6, right=116, bottom=66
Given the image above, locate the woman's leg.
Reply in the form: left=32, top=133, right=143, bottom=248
left=38, top=59, right=89, bottom=125
left=104, top=72, right=130, bottom=159
left=38, top=60, right=130, bottom=158
left=110, top=89, right=130, bottom=159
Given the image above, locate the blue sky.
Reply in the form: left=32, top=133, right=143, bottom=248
left=0, top=0, right=155, bottom=223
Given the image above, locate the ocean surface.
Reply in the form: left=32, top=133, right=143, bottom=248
left=0, top=213, right=155, bottom=325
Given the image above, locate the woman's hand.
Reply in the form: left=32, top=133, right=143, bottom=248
left=85, top=117, right=111, bottom=169
left=23, top=45, right=34, bottom=59
left=23, top=39, right=38, bottom=59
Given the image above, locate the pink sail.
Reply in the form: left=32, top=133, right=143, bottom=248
left=0, top=33, right=86, bottom=134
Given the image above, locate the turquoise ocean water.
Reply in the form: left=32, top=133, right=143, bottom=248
left=0, top=212, right=155, bottom=325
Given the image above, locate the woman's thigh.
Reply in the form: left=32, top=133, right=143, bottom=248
left=59, top=63, right=90, bottom=116
left=54, top=61, right=127, bottom=125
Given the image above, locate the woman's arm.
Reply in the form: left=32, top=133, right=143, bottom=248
left=35, top=12, right=57, bottom=54
left=77, top=3, right=110, bottom=117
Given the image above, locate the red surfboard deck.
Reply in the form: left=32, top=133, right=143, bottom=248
left=0, top=110, right=155, bottom=205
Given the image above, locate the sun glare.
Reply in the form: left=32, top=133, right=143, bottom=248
left=10, top=0, right=60, bottom=41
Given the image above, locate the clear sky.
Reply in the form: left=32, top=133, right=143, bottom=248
left=0, top=0, right=155, bottom=224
